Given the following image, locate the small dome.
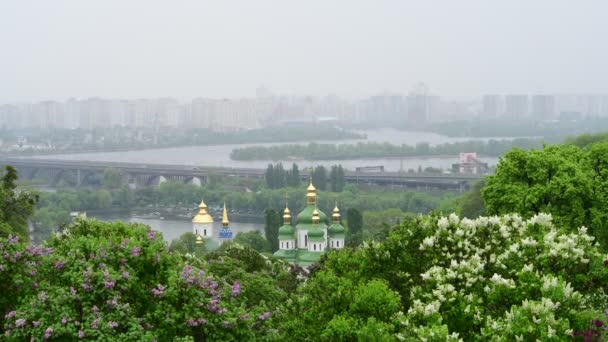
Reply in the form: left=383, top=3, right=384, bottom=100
left=308, top=227, right=324, bottom=238
left=279, top=224, right=295, bottom=236
left=328, top=223, right=345, bottom=236
left=192, top=198, right=213, bottom=224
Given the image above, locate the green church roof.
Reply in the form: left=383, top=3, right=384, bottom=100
left=278, top=224, right=295, bottom=237
left=297, top=205, right=327, bottom=225
left=328, top=223, right=345, bottom=236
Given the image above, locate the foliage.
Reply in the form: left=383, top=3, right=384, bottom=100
left=230, top=139, right=543, bottom=161
left=0, top=166, right=39, bottom=239
left=1, top=219, right=277, bottom=341
left=232, top=231, right=270, bottom=253
left=329, top=165, right=346, bottom=192
left=457, top=179, right=487, bottom=219
left=264, top=209, right=280, bottom=253
left=169, top=232, right=206, bottom=257
left=482, top=143, right=608, bottom=246
left=102, top=168, right=123, bottom=189
left=312, top=165, right=328, bottom=191
left=346, top=208, right=363, bottom=247
left=316, top=213, right=608, bottom=341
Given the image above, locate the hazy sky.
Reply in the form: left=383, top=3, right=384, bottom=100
left=1, top=0, right=606, bottom=102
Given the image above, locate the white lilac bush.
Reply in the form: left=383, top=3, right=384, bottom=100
left=364, top=213, right=608, bottom=341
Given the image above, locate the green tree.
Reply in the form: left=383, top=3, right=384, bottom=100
left=169, top=232, right=206, bottom=256
left=264, top=208, right=280, bottom=252
left=287, top=163, right=301, bottom=187
left=482, top=145, right=599, bottom=240
left=274, top=163, right=287, bottom=189
left=233, top=230, right=270, bottom=253
left=346, top=208, right=363, bottom=246
left=312, top=166, right=327, bottom=190
left=102, top=167, right=123, bottom=189
left=458, top=179, right=487, bottom=218
left=329, top=165, right=346, bottom=192
left=265, top=164, right=275, bottom=189
left=0, top=166, right=38, bottom=239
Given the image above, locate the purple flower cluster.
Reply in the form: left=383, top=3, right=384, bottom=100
left=131, top=246, right=141, bottom=257
left=258, top=311, right=272, bottom=321
left=91, top=317, right=102, bottom=329
left=108, top=321, right=118, bottom=329
left=104, top=280, right=116, bottom=289
left=186, top=318, right=207, bottom=327
left=151, top=284, right=166, bottom=297
left=148, top=231, right=157, bottom=241
left=8, top=234, right=19, bottom=245
left=181, top=265, right=195, bottom=284
left=54, top=259, right=64, bottom=270
left=43, top=327, right=53, bottom=340
left=77, top=330, right=85, bottom=339
left=15, top=319, right=26, bottom=328
left=231, top=281, right=241, bottom=297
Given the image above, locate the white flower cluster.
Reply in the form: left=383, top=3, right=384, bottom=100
left=400, top=212, right=597, bottom=340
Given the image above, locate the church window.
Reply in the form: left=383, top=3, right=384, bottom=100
left=313, top=244, right=317, bottom=251
left=304, top=235, right=308, bottom=247
left=203, top=229, right=207, bottom=236
left=337, top=240, right=340, bottom=247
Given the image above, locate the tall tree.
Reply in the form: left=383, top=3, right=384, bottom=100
left=274, top=163, right=287, bottom=189
left=264, top=208, right=281, bottom=252
left=346, top=208, right=363, bottom=247
left=288, top=163, right=301, bottom=187
left=312, top=166, right=327, bottom=191
left=265, top=164, right=275, bottom=189
left=329, top=165, right=346, bottom=192
left=0, top=166, right=38, bottom=239
left=482, top=145, right=608, bottom=243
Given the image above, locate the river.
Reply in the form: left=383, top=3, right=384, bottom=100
left=31, top=214, right=264, bottom=244
left=28, top=129, right=501, bottom=171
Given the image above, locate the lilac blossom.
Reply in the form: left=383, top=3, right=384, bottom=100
left=5, top=311, right=16, bottom=319
left=92, top=305, right=100, bottom=314
left=61, top=317, right=69, bottom=324
left=231, top=281, right=241, bottom=297
left=151, top=284, right=166, bottom=297
left=258, top=311, right=272, bottom=321
left=8, top=234, right=19, bottom=245
left=91, top=317, right=102, bottom=329
left=104, top=280, right=116, bottom=289
left=44, top=327, right=53, bottom=340
left=108, top=321, right=118, bottom=329
left=78, top=330, right=85, bottom=339
left=15, top=319, right=26, bottom=328
left=131, top=246, right=141, bottom=257
left=70, top=287, right=77, bottom=296
left=32, top=321, right=40, bottom=327
left=148, top=231, right=157, bottom=241
left=121, top=270, right=129, bottom=279
left=54, top=260, right=64, bottom=270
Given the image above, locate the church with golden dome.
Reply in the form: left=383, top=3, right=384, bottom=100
left=192, top=200, right=233, bottom=251
left=274, top=180, right=345, bottom=266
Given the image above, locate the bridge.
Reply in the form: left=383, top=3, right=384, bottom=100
left=0, top=158, right=483, bottom=192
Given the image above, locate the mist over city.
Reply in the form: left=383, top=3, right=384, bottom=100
left=1, top=1, right=608, bottom=341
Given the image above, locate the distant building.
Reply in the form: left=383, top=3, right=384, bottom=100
left=273, top=180, right=345, bottom=266
left=531, top=95, right=555, bottom=120
left=482, top=95, right=502, bottom=118
left=452, top=152, right=489, bottom=175
left=191, top=198, right=236, bottom=251
left=505, top=95, right=529, bottom=119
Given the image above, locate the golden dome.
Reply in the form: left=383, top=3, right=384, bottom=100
left=283, top=205, right=292, bottom=224
left=195, top=234, right=204, bottom=245
left=332, top=204, right=341, bottom=222
left=306, top=178, right=317, bottom=204
left=312, top=208, right=320, bottom=225
left=307, top=179, right=316, bottom=192
left=192, top=198, right=214, bottom=224
left=222, top=202, right=230, bottom=227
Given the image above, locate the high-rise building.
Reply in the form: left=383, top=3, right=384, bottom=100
left=482, top=95, right=502, bottom=118
left=505, top=95, right=529, bottom=119
left=531, top=95, right=555, bottom=120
